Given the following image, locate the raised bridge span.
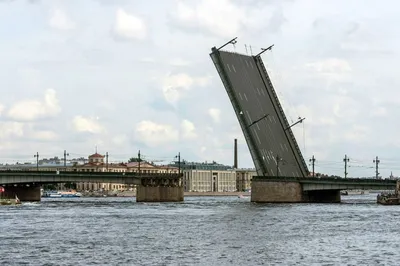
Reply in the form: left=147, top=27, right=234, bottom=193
left=0, top=171, right=183, bottom=202
left=210, top=39, right=395, bottom=203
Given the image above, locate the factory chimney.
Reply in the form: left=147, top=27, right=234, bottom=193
left=234, top=138, right=238, bottom=169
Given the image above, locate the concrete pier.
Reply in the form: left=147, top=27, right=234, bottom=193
left=251, top=180, right=303, bottom=203
left=251, top=177, right=341, bottom=203
left=136, top=175, right=184, bottom=202
left=2, top=184, right=41, bottom=201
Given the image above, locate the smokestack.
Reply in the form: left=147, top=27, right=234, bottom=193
left=234, top=138, right=238, bottom=169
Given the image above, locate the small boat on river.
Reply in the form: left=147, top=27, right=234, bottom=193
left=42, top=190, right=82, bottom=198
left=377, top=180, right=400, bottom=205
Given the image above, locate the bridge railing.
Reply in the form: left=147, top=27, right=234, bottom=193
left=253, top=176, right=397, bottom=184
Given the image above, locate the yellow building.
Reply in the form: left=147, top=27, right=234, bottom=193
left=236, top=168, right=256, bottom=192
left=75, top=153, right=178, bottom=192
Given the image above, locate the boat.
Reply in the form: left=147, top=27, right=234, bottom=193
left=42, top=190, right=82, bottom=198
left=377, top=181, right=400, bottom=205
left=0, top=195, right=21, bottom=205
left=377, top=193, right=400, bottom=205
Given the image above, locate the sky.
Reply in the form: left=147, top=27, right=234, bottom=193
left=0, top=0, right=399, bottom=178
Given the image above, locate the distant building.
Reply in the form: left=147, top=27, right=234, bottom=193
left=236, top=168, right=256, bottom=191
left=183, top=169, right=237, bottom=192
left=170, top=160, right=232, bottom=171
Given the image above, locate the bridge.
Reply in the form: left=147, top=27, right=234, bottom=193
left=0, top=171, right=183, bottom=202
left=210, top=38, right=395, bottom=203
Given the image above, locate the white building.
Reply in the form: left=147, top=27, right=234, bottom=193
left=183, top=169, right=237, bottom=192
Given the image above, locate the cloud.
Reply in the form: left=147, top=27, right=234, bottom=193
left=49, top=8, right=75, bottom=30
left=72, top=116, right=104, bottom=134
left=112, top=134, right=128, bottom=146
left=170, top=0, right=288, bottom=38
left=171, top=0, right=245, bottom=38
left=0, top=104, right=4, bottom=116
left=112, top=8, right=146, bottom=40
left=7, top=89, right=61, bottom=121
left=30, top=130, right=58, bottom=141
left=208, top=108, right=221, bottom=123
left=306, top=58, right=352, bottom=75
left=181, top=119, right=197, bottom=139
left=134, top=120, right=178, bottom=147
left=0, top=122, right=24, bottom=139
left=162, top=73, right=211, bottom=106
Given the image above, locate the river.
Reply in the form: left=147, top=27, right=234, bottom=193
left=0, top=194, right=399, bottom=265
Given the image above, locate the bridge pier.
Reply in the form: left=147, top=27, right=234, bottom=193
left=136, top=176, right=184, bottom=202
left=2, top=184, right=41, bottom=201
left=251, top=178, right=342, bottom=203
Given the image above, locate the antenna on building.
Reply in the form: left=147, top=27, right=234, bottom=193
left=95, top=145, right=97, bottom=153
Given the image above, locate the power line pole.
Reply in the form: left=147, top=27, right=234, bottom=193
left=175, top=152, right=181, bottom=175
left=64, top=150, right=69, bottom=168
left=373, top=156, right=380, bottom=179
left=34, top=152, right=39, bottom=172
left=343, top=154, right=349, bottom=178
left=106, top=152, right=109, bottom=172
left=138, top=150, right=141, bottom=175
left=309, top=155, right=316, bottom=177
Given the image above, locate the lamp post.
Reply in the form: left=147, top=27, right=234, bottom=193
left=34, top=152, right=39, bottom=172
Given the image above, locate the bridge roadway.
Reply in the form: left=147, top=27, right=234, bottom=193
left=254, top=176, right=397, bottom=191
left=0, top=171, right=181, bottom=186
left=0, top=171, right=184, bottom=202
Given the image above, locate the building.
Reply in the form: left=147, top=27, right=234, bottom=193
left=236, top=168, right=256, bottom=192
left=183, top=169, right=237, bottom=192
left=75, top=153, right=178, bottom=192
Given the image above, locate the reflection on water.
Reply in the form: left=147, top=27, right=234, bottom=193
left=1, top=194, right=400, bottom=265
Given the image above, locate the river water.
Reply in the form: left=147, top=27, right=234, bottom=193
left=1, top=194, right=399, bottom=266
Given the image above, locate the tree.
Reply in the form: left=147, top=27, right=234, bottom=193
left=128, top=157, right=143, bottom=163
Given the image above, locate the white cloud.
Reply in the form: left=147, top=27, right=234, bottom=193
left=72, top=116, right=104, bottom=134
left=173, top=0, right=246, bottom=38
left=49, top=8, right=75, bottom=30
left=308, top=58, right=352, bottom=73
left=113, top=8, right=146, bottom=40
left=370, top=106, right=387, bottom=117
left=135, top=120, right=178, bottom=147
left=112, top=134, right=128, bottom=146
left=0, top=104, right=4, bottom=116
left=31, top=130, right=58, bottom=141
left=7, top=89, right=61, bottom=121
left=344, top=125, right=369, bottom=143
left=181, top=119, right=197, bottom=139
left=208, top=108, right=221, bottom=123
left=162, top=73, right=210, bottom=105
left=0, top=122, right=24, bottom=139
left=169, top=58, right=191, bottom=67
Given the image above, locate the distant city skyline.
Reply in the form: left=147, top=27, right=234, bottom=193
left=0, top=0, right=399, bottom=178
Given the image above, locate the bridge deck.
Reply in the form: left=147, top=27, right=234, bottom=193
left=210, top=48, right=308, bottom=178
left=0, top=171, right=182, bottom=185
left=253, top=176, right=397, bottom=191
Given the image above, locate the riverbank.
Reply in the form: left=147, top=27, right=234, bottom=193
left=79, top=191, right=251, bottom=198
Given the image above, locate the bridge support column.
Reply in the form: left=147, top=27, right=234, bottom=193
left=2, top=184, right=41, bottom=201
left=137, top=176, right=184, bottom=202
left=251, top=179, right=303, bottom=203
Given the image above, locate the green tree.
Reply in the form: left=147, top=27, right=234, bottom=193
left=128, top=157, right=143, bottom=163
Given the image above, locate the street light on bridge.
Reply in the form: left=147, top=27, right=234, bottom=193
left=63, top=150, right=69, bottom=169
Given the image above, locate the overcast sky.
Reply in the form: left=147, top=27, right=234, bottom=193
left=0, top=0, right=399, bottom=178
